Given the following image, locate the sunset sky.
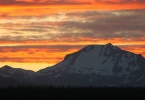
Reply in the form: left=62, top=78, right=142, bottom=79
left=0, top=0, right=145, bottom=71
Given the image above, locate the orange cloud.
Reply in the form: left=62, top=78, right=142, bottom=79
left=0, top=3, right=145, bottom=17
left=1, top=0, right=145, bottom=5
left=16, top=0, right=35, bottom=2
left=0, top=38, right=145, bottom=65
left=121, top=45, right=145, bottom=57
left=0, top=37, right=145, bottom=46
left=0, top=46, right=78, bottom=64
left=0, top=45, right=144, bottom=65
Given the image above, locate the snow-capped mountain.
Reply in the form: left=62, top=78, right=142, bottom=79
left=0, top=65, right=35, bottom=78
left=37, top=43, right=145, bottom=86
left=1, top=43, right=145, bottom=87
left=0, top=65, right=35, bottom=87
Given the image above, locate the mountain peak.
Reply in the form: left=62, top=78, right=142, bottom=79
left=105, top=43, right=113, bottom=47
left=106, top=43, right=113, bottom=45
left=1, top=65, right=12, bottom=70
left=78, top=43, right=120, bottom=54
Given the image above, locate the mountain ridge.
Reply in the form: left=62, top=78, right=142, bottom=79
left=1, top=43, right=144, bottom=72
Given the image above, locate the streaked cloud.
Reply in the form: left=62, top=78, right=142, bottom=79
left=0, top=9, right=145, bottom=41
left=1, top=0, right=145, bottom=5
left=0, top=0, right=90, bottom=5
left=0, top=45, right=79, bottom=64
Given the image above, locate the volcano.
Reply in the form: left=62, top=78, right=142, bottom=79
left=1, top=43, right=145, bottom=87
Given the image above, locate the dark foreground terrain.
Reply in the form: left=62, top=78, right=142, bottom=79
left=0, top=86, right=145, bottom=100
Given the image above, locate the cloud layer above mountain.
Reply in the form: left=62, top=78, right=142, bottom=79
left=0, top=9, right=145, bottom=41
